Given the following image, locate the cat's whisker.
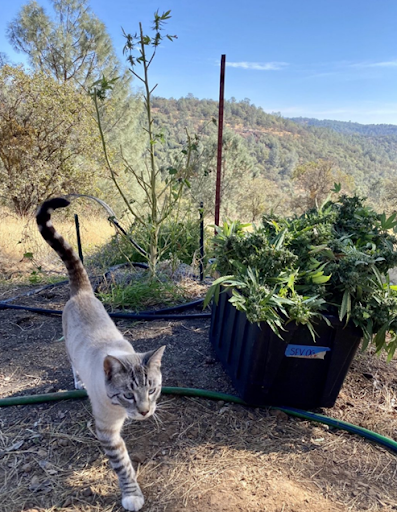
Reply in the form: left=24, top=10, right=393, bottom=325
left=151, top=415, right=159, bottom=430
left=155, top=404, right=169, bottom=412
left=151, top=411, right=163, bottom=430
left=156, top=399, right=175, bottom=410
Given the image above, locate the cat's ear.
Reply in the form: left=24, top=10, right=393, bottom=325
left=104, top=355, right=125, bottom=380
left=143, top=345, right=166, bottom=368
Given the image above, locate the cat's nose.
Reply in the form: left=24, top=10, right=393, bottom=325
left=139, top=410, right=149, bottom=417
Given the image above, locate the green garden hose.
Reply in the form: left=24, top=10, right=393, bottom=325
left=1, top=386, right=397, bottom=454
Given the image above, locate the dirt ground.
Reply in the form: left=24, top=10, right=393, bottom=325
left=1, top=280, right=397, bottom=512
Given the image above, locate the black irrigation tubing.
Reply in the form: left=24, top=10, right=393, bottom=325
left=0, top=264, right=208, bottom=319
left=141, top=298, right=204, bottom=314
left=66, top=193, right=148, bottom=259
left=0, top=279, right=69, bottom=304
left=0, top=261, right=147, bottom=307
left=0, top=302, right=210, bottom=320
left=1, top=387, right=397, bottom=455
left=104, top=262, right=149, bottom=273
left=108, top=218, right=148, bottom=258
left=103, top=310, right=210, bottom=320
left=0, top=304, right=63, bottom=315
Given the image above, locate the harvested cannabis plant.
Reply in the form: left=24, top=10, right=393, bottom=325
left=206, top=194, right=397, bottom=359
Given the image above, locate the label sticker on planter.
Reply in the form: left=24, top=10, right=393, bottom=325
left=285, top=345, right=331, bottom=359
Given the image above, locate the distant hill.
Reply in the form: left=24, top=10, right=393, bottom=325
left=152, top=96, right=397, bottom=203
left=290, top=117, right=397, bottom=137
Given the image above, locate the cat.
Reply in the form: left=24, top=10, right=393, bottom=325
left=36, top=197, right=165, bottom=511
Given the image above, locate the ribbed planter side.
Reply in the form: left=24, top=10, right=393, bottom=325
left=210, top=291, right=362, bottom=408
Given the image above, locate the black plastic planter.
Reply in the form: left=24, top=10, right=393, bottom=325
left=209, top=291, right=362, bottom=409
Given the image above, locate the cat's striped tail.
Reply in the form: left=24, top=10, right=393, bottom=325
left=36, top=198, right=92, bottom=296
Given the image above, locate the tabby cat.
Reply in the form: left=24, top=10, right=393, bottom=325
left=37, top=197, right=165, bottom=511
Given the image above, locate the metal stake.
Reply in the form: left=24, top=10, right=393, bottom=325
left=215, top=54, right=226, bottom=228
left=74, top=214, right=84, bottom=263
left=199, top=202, right=204, bottom=282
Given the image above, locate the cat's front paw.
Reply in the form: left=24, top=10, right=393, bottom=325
left=74, top=379, right=85, bottom=390
left=72, top=367, right=85, bottom=390
left=121, top=494, right=144, bottom=511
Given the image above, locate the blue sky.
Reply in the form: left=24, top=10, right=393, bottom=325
left=1, top=0, right=397, bottom=125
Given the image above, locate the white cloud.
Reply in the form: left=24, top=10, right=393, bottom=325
left=351, top=59, right=397, bottom=68
left=299, top=59, right=397, bottom=81
left=226, top=61, right=288, bottom=71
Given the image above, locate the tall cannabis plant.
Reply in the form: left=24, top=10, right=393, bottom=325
left=91, top=10, right=197, bottom=275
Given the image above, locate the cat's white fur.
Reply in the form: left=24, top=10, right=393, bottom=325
left=65, top=292, right=131, bottom=418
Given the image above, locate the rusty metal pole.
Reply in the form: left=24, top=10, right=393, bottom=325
left=215, top=54, right=226, bottom=227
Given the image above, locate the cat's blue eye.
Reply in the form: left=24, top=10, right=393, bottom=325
left=149, top=388, right=156, bottom=395
left=123, top=392, right=134, bottom=400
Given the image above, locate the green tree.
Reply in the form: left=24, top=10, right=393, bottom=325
left=0, top=65, right=98, bottom=216
left=0, top=53, right=8, bottom=67
left=379, top=177, right=397, bottom=214
left=8, top=0, right=119, bottom=86
left=7, top=0, right=144, bottom=202
left=267, top=138, right=281, bottom=170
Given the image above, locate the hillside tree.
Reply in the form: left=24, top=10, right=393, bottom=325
left=8, top=0, right=120, bottom=86
left=291, top=159, right=354, bottom=212
left=237, top=177, right=290, bottom=221
left=0, top=53, right=8, bottom=67
left=190, top=129, right=257, bottom=220
left=7, top=0, right=144, bottom=205
left=0, top=65, right=98, bottom=216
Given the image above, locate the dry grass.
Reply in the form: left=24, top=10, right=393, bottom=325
left=0, top=208, right=115, bottom=278
left=1, top=390, right=397, bottom=512
left=331, top=348, right=397, bottom=439
left=1, top=295, right=397, bottom=511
